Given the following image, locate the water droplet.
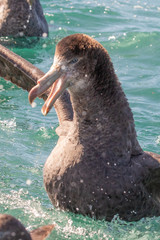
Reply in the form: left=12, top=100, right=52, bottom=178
left=42, top=32, right=48, bottom=38
left=61, top=65, right=66, bottom=70
left=88, top=205, right=92, bottom=210
left=43, top=43, right=47, bottom=48
left=19, top=32, right=24, bottom=37
left=31, top=102, right=37, bottom=108
left=26, top=179, right=32, bottom=185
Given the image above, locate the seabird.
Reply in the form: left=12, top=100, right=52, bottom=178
left=0, top=214, right=54, bottom=240
left=0, top=0, right=48, bottom=37
left=1, top=34, right=160, bottom=221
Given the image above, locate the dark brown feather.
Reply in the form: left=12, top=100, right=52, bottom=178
left=0, top=214, right=54, bottom=240
left=0, top=0, right=48, bottom=37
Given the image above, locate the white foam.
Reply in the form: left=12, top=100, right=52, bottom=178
left=108, top=36, right=116, bottom=41
left=0, top=118, right=16, bottom=130
left=134, top=5, right=143, bottom=9
left=156, top=136, right=160, bottom=144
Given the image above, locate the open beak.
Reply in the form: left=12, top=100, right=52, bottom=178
left=28, top=65, right=68, bottom=115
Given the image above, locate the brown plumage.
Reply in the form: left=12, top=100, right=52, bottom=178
left=0, top=214, right=54, bottom=240
left=0, top=0, right=48, bottom=37
left=1, top=34, right=160, bottom=221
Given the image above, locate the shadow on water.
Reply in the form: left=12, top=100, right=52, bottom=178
left=0, top=36, right=41, bottom=48
left=0, top=33, right=67, bottom=49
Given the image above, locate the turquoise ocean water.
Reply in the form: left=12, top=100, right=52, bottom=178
left=0, top=0, right=160, bottom=239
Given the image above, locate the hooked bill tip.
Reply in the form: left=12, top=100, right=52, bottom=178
left=41, top=108, right=46, bottom=116
left=28, top=92, right=33, bottom=104
left=31, top=102, right=37, bottom=108
left=41, top=104, right=48, bottom=116
left=28, top=85, right=38, bottom=105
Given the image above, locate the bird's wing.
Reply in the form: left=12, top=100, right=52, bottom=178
left=0, top=43, right=73, bottom=123
left=0, top=43, right=45, bottom=94
left=30, top=224, right=55, bottom=240
left=143, top=151, right=160, bottom=203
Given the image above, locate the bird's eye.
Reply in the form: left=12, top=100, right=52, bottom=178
left=69, top=58, right=78, bottom=64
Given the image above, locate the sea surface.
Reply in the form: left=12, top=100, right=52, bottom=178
left=0, top=0, right=160, bottom=239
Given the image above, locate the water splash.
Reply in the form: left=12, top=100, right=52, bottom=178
left=0, top=118, right=16, bottom=130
